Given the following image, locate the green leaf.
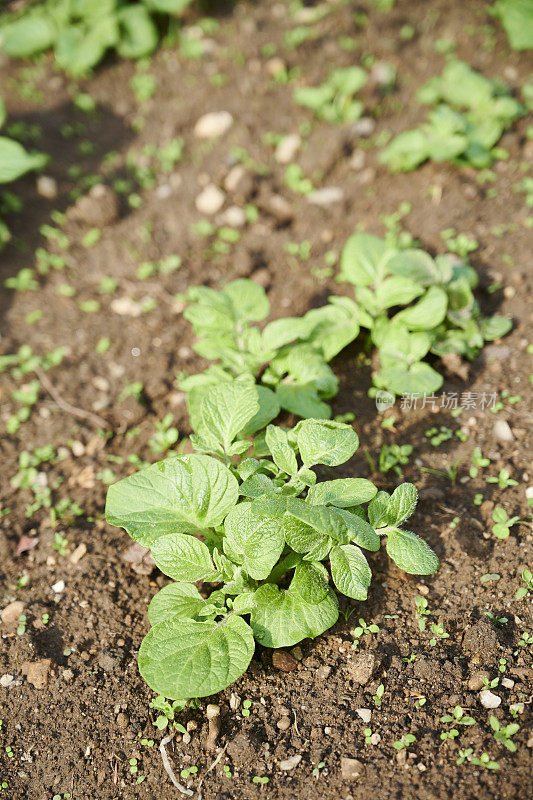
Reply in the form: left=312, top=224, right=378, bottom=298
left=388, top=249, right=441, bottom=286
left=239, top=473, right=275, bottom=498
left=150, top=533, right=219, bottom=582
left=494, top=0, right=533, bottom=51
left=240, top=386, right=280, bottom=437
left=116, top=5, right=158, bottom=59
left=393, top=286, right=448, bottom=331
left=375, top=276, right=424, bottom=309
left=379, top=129, right=429, bottom=172
left=143, top=0, right=194, bottom=12
left=281, top=513, right=330, bottom=554
left=139, top=614, right=255, bottom=699
left=265, top=424, right=298, bottom=475
left=105, top=454, right=239, bottom=546
left=223, top=278, right=270, bottom=322
left=0, top=9, right=57, bottom=58
left=386, top=529, right=439, bottom=575
left=378, top=361, right=443, bottom=396
left=339, top=233, right=389, bottom=286
left=480, top=315, right=512, bottom=341
left=0, top=137, right=47, bottom=184
left=386, top=484, right=418, bottom=526
left=307, top=478, right=377, bottom=507
left=223, top=503, right=285, bottom=580
left=148, top=582, right=208, bottom=626
left=368, top=491, right=390, bottom=528
left=275, top=384, right=332, bottom=419
left=334, top=508, right=380, bottom=551
left=199, top=382, right=259, bottom=453
left=250, top=583, right=339, bottom=648
left=330, top=544, right=372, bottom=600
left=296, top=419, right=359, bottom=466
left=55, top=17, right=119, bottom=76
left=290, top=561, right=329, bottom=604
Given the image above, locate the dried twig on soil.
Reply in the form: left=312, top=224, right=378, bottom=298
left=159, top=731, right=193, bottom=796
left=196, top=743, right=228, bottom=800
left=34, top=365, right=110, bottom=429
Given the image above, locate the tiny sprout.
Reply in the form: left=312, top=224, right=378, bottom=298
left=312, top=761, right=325, bottom=777
left=351, top=618, right=380, bottom=648
left=489, top=716, right=519, bottom=752
left=429, top=622, right=449, bottom=646
left=414, top=596, right=430, bottom=631
left=241, top=699, right=252, bottom=717
left=373, top=684, right=385, bottom=708
left=515, top=568, right=532, bottom=600
left=252, top=776, right=269, bottom=784
left=393, top=733, right=416, bottom=750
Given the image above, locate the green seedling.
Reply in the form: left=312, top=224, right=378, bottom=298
left=149, top=415, right=179, bottom=454
left=380, top=61, right=525, bottom=171
left=149, top=695, right=187, bottom=732
left=491, top=507, right=525, bottom=539
left=470, top=447, right=490, bottom=477
left=429, top=622, right=449, bottom=646
left=373, top=684, right=385, bottom=707
left=294, top=67, right=367, bottom=123
left=377, top=443, right=412, bottom=476
left=52, top=532, right=68, bottom=556
left=516, top=568, right=532, bottom=600
left=105, top=381, right=438, bottom=700
left=486, top=470, right=518, bottom=489
left=456, top=749, right=499, bottom=769
left=440, top=706, right=475, bottom=740
left=351, top=618, right=380, bottom=649
left=489, top=716, right=519, bottom=752
left=493, top=0, right=533, bottom=51
left=414, top=595, right=430, bottom=631
left=393, top=733, right=416, bottom=750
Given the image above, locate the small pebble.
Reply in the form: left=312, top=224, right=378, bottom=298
left=468, top=670, right=490, bottom=691
left=501, top=677, right=515, bottom=689
left=493, top=419, right=514, bottom=443
left=0, top=674, right=14, bottom=688
left=37, top=175, right=58, bottom=199
left=277, top=716, right=291, bottom=731
left=194, top=111, right=233, bottom=139
left=279, top=754, right=301, bottom=771
left=355, top=708, right=371, bottom=723
left=479, top=689, right=501, bottom=709
left=195, top=184, right=225, bottom=215
left=275, top=133, right=301, bottom=164
left=116, top=712, right=129, bottom=728
left=70, top=543, right=87, bottom=565
left=308, top=187, right=344, bottom=206
left=52, top=580, right=65, bottom=594
left=272, top=651, right=298, bottom=672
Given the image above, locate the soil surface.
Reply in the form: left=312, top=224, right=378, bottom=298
left=0, top=1, right=532, bottom=799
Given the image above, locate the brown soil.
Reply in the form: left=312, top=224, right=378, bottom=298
left=0, top=1, right=532, bottom=798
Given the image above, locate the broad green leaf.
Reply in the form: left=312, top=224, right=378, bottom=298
left=250, top=583, right=339, bottom=648
left=339, top=232, right=389, bottom=286
left=223, top=503, right=285, bottom=580
left=224, top=278, right=270, bottom=322
left=261, top=316, right=312, bottom=351
left=239, top=473, right=275, bottom=498
left=144, top=0, right=194, bottom=12
left=379, top=128, right=429, bottom=172
left=330, top=544, right=372, bottom=600
left=386, top=528, right=439, bottom=575
left=378, top=361, right=443, bottom=396
left=139, top=614, right=254, bottom=699
left=297, top=419, right=359, bottom=466
left=200, top=382, right=259, bottom=453
left=388, top=249, right=441, bottom=286
left=375, top=276, right=423, bottom=309
left=275, top=384, right=332, bottom=419
left=386, top=484, right=418, bottom=526
left=117, top=4, right=158, bottom=58
left=105, top=454, right=239, bottom=546
left=301, top=300, right=360, bottom=361
left=0, top=9, right=57, bottom=58
left=480, top=315, right=512, bottom=341
left=148, top=582, right=208, bottom=626
left=231, top=592, right=257, bottom=615
left=55, top=18, right=118, bottom=76
left=368, top=490, right=391, bottom=528
left=281, top=514, right=330, bottom=554
left=150, top=533, right=219, bottom=582
left=334, top=508, right=380, bottom=551
left=290, top=561, right=329, bottom=604
left=285, top=498, right=351, bottom=543
left=240, top=386, right=280, bottom=436
left=494, top=0, right=533, bottom=50
left=0, top=138, right=47, bottom=184
left=393, top=286, right=448, bottom=331
left=265, top=424, right=298, bottom=475
left=307, top=478, right=377, bottom=507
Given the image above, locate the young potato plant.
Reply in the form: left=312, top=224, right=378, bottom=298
left=0, top=97, right=47, bottom=248
left=105, top=381, right=438, bottom=700
left=380, top=61, right=525, bottom=171
left=335, top=232, right=512, bottom=397
left=0, top=0, right=194, bottom=77
left=179, top=278, right=361, bottom=420
left=293, top=66, right=367, bottom=123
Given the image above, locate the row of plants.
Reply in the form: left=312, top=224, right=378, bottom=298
left=105, top=227, right=512, bottom=701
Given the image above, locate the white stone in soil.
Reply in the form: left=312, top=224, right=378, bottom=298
left=479, top=689, right=501, bottom=709
left=194, top=111, right=233, bottom=138
left=274, top=133, right=301, bottom=164
left=195, top=184, right=225, bottom=215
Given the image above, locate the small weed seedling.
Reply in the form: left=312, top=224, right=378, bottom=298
left=414, top=595, right=430, bottom=631
left=106, top=381, right=439, bottom=700
left=439, top=706, right=475, bottom=741
left=294, top=67, right=367, bottom=123
left=429, top=622, right=449, bottom=646
left=491, top=507, right=525, bottom=540
left=393, top=733, right=416, bottom=751
left=457, top=749, right=499, bottom=769
left=373, top=684, right=385, bottom=708
left=148, top=695, right=187, bottom=733
left=486, top=469, right=518, bottom=490
left=489, top=716, right=519, bottom=752
left=516, top=568, right=533, bottom=600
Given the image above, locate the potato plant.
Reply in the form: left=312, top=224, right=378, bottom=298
left=179, top=278, right=360, bottom=420
left=0, top=0, right=195, bottom=76
left=335, top=232, right=512, bottom=397
left=380, top=61, right=525, bottom=171
left=105, top=381, right=438, bottom=699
